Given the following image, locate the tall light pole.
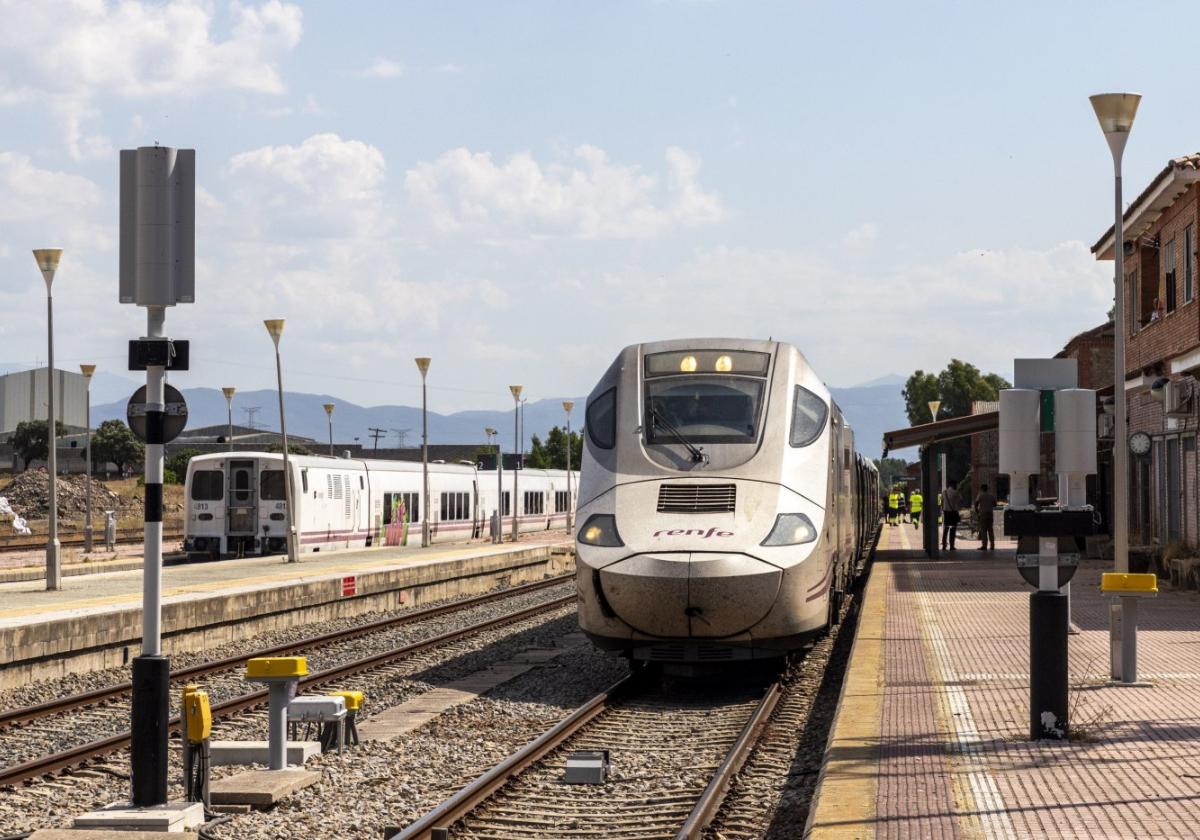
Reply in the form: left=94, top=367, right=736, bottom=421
left=563, top=401, right=575, bottom=529
left=486, top=426, right=501, bottom=543
left=33, top=249, right=62, bottom=590
left=415, top=358, right=432, bottom=548
left=323, top=402, right=335, bottom=457
left=1091, top=91, right=1141, bottom=683
left=264, top=319, right=297, bottom=562
left=509, top=385, right=523, bottom=541
left=222, top=387, right=236, bottom=452
left=81, top=364, right=96, bottom=553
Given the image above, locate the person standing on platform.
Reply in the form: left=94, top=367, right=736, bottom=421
left=974, top=482, right=997, bottom=551
left=910, top=488, right=923, bottom=531
left=887, top=489, right=899, bottom=526
left=897, top=490, right=908, bottom=524
left=941, top=481, right=961, bottom=550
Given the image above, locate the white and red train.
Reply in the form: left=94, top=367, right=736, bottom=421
left=183, top=451, right=576, bottom=559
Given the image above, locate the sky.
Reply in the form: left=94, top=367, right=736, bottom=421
left=0, top=0, right=1195, bottom=414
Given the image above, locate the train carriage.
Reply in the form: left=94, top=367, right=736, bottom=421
left=574, top=338, right=880, bottom=664
left=184, top=451, right=576, bottom=559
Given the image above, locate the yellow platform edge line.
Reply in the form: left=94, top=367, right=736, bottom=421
left=803, top=550, right=888, bottom=839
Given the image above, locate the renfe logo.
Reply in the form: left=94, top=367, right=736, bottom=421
left=653, top=527, right=734, bottom=539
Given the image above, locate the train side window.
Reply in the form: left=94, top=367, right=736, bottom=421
left=789, top=385, right=828, bottom=448
left=586, top=387, right=616, bottom=450
left=301, top=470, right=308, bottom=494
left=191, top=471, right=223, bottom=501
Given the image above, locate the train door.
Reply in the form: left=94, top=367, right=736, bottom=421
left=227, top=459, right=258, bottom=554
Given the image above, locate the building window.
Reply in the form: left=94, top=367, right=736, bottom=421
left=1165, top=237, right=1177, bottom=313
left=1129, top=270, right=1138, bottom=334
left=1186, top=225, right=1195, bottom=303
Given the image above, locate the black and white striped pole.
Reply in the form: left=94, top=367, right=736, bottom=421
left=119, top=146, right=195, bottom=806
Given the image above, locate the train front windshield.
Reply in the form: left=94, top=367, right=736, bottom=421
left=643, top=350, right=771, bottom=444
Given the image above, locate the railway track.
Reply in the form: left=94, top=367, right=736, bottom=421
left=392, top=670, right=784, bottom=840
left=0, top=576, right=575, bottom=788
left=0, top=528, right=183, bottom=553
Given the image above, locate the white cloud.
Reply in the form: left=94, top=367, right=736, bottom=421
left=843, top=222, right=878, bottom=249
left=404, top=144, right=725, bottom=239
left=0, top=0, right=303, bottom=158
left=359, top=57, right=404, bottom=78
left=435, top=63, right=464, bottom=74
left=0, top=151, right=103, bottom=225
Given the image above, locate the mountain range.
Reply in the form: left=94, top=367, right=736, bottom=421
left=80, top=376, right=913, bottom=461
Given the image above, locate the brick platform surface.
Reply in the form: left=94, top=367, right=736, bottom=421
left=808, top=522, right=1200, bottom=839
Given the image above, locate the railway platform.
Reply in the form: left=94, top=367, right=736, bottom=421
left=806, top=523, right=1200, bottom=839
left=0, top=531, right=573, bottom=690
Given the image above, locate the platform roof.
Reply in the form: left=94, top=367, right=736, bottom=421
left=882, top=411, right=998, bottom=456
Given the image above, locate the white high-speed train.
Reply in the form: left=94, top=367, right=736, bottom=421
left=575, top=339, right=880, bottom=664
left=183, top=451, right=577, bottom=559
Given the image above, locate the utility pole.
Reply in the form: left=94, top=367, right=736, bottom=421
left=368, top=427, right=386, bottom=451
left=391, top=428, right=411, bottom=448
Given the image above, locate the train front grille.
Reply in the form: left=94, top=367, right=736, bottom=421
left=656, top=483, right=736, bottom=514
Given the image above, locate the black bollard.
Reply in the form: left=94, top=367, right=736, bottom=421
left=1029, top=590, right=1069, bottom=740
left=130, top=654, right=170, bottom=805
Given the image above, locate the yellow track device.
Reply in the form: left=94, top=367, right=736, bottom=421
left=245, top=656, right=308, bottom=678
left=182, top=684, right=211, bottom=744
left=330, top=690, right=365, bottom=712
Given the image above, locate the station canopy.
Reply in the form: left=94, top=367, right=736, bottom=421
left=882, top=411, right=998, bottom=457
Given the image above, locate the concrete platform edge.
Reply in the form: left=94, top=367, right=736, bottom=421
left=803, top=560, right=887, bottom=840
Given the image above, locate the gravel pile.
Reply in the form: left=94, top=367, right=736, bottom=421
left=0, top=468, right=133, bottom=519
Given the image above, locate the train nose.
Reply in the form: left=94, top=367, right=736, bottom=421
left=597, top=553, right=781, bottom=638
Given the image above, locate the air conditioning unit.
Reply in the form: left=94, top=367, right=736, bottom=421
left=1098, top=413, right=1115, bottom=440
left=1165, top=379, right=1195, bottom=418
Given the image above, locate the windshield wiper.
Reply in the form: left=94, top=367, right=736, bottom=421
left=649, top=408, right=709, bottom=464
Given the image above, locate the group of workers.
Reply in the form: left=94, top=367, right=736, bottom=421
left=884, top=481, right=998, bottom=551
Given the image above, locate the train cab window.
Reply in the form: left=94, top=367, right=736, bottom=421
left=191, top=471, right=224, bottom=501
left=790, top=386, right=828, bottom=447
left=586, top=387, right=616, bottom=449
left=261, top=470, right=286, bottom=500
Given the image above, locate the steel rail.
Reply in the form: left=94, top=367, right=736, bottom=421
left=0, top=574, right=570, bottom=730
left=392, top=673, right=639, bottom=840
left=674, top=679, right=783, bottom=839
left=0, top=591, right=576, bottom=788
left=0, top=528, right=183, bottom=553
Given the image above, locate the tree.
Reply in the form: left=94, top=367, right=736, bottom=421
left=902, top=359, right=1010, bottom=482
left=267, top=442, right=311, bottom=455
left=524, top=427, right=583, bottom=470
left=11, top=420, right=68, bottom=468
left=164, top=448, right=202, bottom=485
left=92, top=419, right=145, bottom=475
left=875, top=457, right=911, bottom=495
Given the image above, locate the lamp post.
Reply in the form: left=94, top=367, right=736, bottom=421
left=80, top=364, right=96, bottom=553
left=563, top=401, right=575, bottom=529
left=486, top=426, right=500, bottom=543
left=509, top=385, right=523, bottom=541
left=1090, top=91, right=1142, bottom=683
left=264, top=319, right=297, bottom=562
left=222, top=387, right=236, bottom=452
left=323, top=403, right=335, bottom=457
left=33, top=249, right=62, bottom=590
left=415, top=358, right=431, bottom=548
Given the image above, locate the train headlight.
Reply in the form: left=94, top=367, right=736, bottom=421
left=760, top=513, right=818, bottom=546
left=577, top=514, right=624, bottom=547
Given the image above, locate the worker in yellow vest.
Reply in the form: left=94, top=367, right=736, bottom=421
left=887, top=490, right=900, bottom=526
left=909, top=489, right=923, bottom=530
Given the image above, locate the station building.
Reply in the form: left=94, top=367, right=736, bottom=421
left=1093, top=153, right=1200, bottom=548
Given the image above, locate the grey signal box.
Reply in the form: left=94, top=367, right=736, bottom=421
left=119, top=146, right=195, bottom=307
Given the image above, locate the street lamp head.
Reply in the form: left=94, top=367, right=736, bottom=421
left=79, top=364, right=96, bottom=379
left=32, top=248, right=63, bottom=287
left=563, top=400, right=575, bottom=414
left=222, top=386, right=236, bottom=402
left=1090, top=93, right=1141, bottom=136
left=485, top=426, right=497, bottom=436
left=263, top=318, right=285, bottom=347
left=509, top=384, right=523, bottom=402
left=928, top=400, right=941, bottom=422
left=323, top=402, right=335, bottom=416
left=414, top=357, right=431, bottom=377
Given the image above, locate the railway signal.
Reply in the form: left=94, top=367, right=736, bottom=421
left=119, top=144, right=195, bottom=810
